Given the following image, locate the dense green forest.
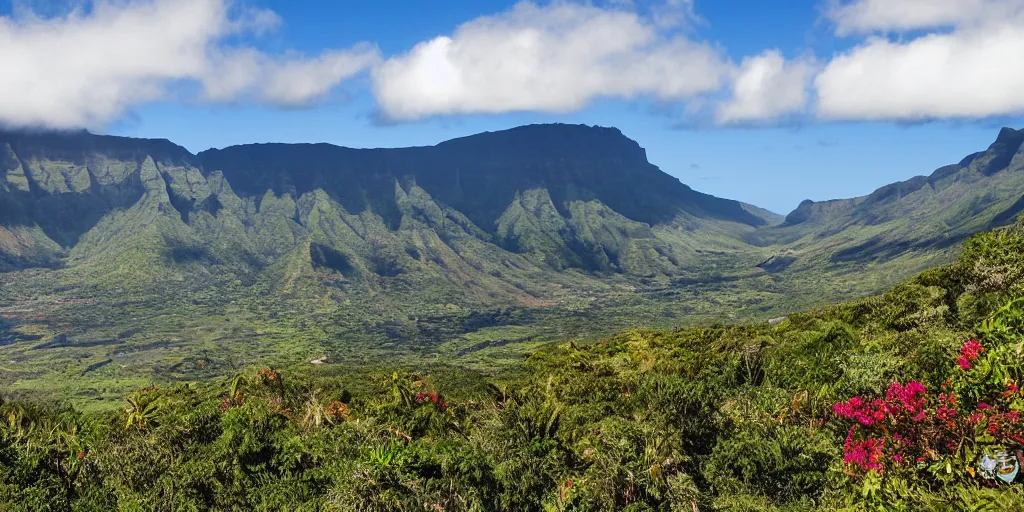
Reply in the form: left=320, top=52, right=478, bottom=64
left=2, top=218, right=1023, bottom=510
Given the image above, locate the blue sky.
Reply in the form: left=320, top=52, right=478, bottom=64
left=2, top=0, right=1023, bottom=214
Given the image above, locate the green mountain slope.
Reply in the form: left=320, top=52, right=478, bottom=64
left=0, top=124, right=775, bottom=399
left=750, top=127, right=1024, bottom=270
left=1, top=124, right=1023, bottom=401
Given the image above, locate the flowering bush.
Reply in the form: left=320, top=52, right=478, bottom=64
left=834, top=380, right=966, bottom=473
left=835, top=339, right=1024, bottom=478
left=958, top=339, right=984, bottom=370
left=414, top=391, right=448, bottom=412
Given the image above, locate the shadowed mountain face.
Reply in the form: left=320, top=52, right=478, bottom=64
left=198, top=124, right=766, bottom=231
left=0, top=124, right=767, bottom=277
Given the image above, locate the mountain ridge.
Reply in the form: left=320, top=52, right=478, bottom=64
left=197, top=123, right=768, bottom=231
left=0, top=123, right=775, bottom=281
left=781, top=127, right=1024, bottom=228
left=4, top=122, right=1024, bottom=280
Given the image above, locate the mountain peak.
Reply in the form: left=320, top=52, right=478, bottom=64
left=974, top=126, right=1024, bottom=176
left=434, top=123, right=646, bottom=163
left=996, top=127, right=1023, bottom=144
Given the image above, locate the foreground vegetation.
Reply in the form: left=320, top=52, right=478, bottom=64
left=2, top=219, right=1024, bottom=511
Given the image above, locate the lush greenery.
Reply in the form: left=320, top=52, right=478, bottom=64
left=2, top=218, right=1023, bottom=510
left=3, top=125, right=1024, bottom=404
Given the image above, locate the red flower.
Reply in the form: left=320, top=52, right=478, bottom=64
left=978, top=402, right=992, bottom=410
left=414, top=392, right=443, bottom=407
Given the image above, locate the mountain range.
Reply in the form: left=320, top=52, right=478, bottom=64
left=1, top=123, right=1023, bottom=404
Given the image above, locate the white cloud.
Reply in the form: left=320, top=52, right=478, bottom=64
left=0, top=0, right=379, bottom=129
left=716, top=50, right=814, bottom=124
left=650, top=0, right=702, bottom=29
left=816, top=1, right=1024, bottom=120
left=371, top=1, right=731, bottom=121
left=825, top=0, right=1024, bottom=35
left=258, top=46, right=382, bottom=106
left=12, top=0, right=1021, bottom=130
left=202, top=45, right=381, bottom=106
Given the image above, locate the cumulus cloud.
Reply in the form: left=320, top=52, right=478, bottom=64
left=825, top=0, right=1024, bottom=35
left=0, top=0, right=379, bottom=129
left=371, top=1, right=731, bottom=121
left=202, top=46, right=381, bottom=106
left=11, top=0, right=1021, bottom=130
left=816, top=0, right=1024, bottom=121
left=716, top=50, right=814, bottom=125
left=373, top=0, right=1024, bottom=125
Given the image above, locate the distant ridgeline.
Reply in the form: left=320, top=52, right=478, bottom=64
left=1, top=124, right=1024, bottom=397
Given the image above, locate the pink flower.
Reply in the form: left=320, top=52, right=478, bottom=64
left=960, top=340, right=984, bottom=361
left=834, top=397, right=880, bottom=425
left=886, top=381, right=927, bottom=414
left=978, top=402, right=992, bottom=410
left=957, top=357, right=971, bottom=370
left=844, top=437, right=885, bottom=472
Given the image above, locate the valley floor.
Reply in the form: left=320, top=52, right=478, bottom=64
left=0, top=239, right=954, bottom=411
